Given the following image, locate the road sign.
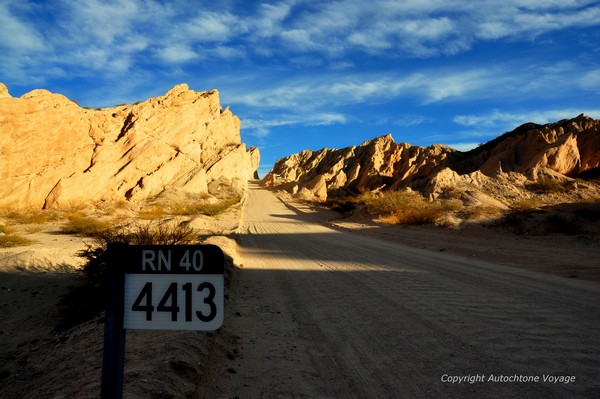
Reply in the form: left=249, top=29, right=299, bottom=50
left=121, top=245, right=225, bottom=331
left=101, top=244, right=225, bottom=399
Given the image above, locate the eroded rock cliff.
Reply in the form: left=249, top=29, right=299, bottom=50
left=264, top=115, right=599, bottom=205
left=0, top=83, right=259, bottom=209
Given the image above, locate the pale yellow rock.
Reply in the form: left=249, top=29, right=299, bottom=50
left=263, top=115, right=599, bottom=206
left=0, top=83, right=259, bottom=209
left=0, top=83, right=10, bottom=98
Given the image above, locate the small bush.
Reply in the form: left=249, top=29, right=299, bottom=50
left=0, top=234, right=35, bottom=248
left=510, top=197, right=545, bottom=211
left=57, top=219, right=199, bottom=330
left=0, top=223, right=35, bottom=247
left=0, top=208, right=59, bottom=224
left=138, top=204, right=166, bottom=220
left=79, top=219, right=197, bottom=282
left=527, top=177, right=569, bottom=194
left=59, top=212, right=112, bottom=236
left=168, top=196, right=240, bottom=216
left=324, top=196, right=360, bottom=215
left=463, top=206, right=501, bottom=220
left=363, top=191, right=452, bottom=225
left=0, top=224, right=13, bottom=235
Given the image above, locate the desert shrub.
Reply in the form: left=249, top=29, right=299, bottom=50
left=324, top=196, right=361, bottom=215
left=0, top=224, right=13, bottom=235
left=526, top=177, right=569, bottom=194
left=0, top=208, right=59, bottom=224
left=509, top=197, right=545, bottom=211
left=59, top=212, right=112, bottom=236
left=57, top=219, right=198, bottom=330
left=0, top=234, right=35, bottom=248
left=168, top=196, right=240, bottom=216
left=79, top=219, right=197, bottom=282
left=0, top=224, right=35, bottom=247
left=463, top=206, right=502, bottom=220
left=138, top=204, right=166, bottom=220
left=363, top=191, right=452, bottom=225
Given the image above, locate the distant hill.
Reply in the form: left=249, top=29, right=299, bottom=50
left=263, top=114, right=600, bottom=208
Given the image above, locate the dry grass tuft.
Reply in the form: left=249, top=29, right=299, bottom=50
left=0, top=208, right=60, bottom=225
left=463, top=206, right=502, bottom=220
left=59, top=212, right=113, bottom=236
left=139, top=196, right=241, bottom=219
left=0, top=235, right=35, bottom=248
left=139, top=204, right=166, bottom=220
left=79, top=219, right=198, bottom=283
left=168, top=196, right=241, bottom=216
left=509, top=197, right=546, bottom=211
left=0, top=223, right=35, bottom=247
left=526, top=176, right=570, bottom=194
left=362, top=191, right=459, bottom=225
left=57, top=219, right=199, bottom=330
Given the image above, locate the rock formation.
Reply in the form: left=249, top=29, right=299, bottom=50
left=264, top=114, right=600, bottom=205
left=0, top=83, right=259, bottom=209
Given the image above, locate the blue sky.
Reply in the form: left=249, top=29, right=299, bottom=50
left=1, top=0, right=599, bottom=176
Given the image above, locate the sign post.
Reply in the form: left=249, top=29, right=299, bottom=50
left=101, top=244, right=126, bottom=399
left=101, top=244, right=225, bottom=398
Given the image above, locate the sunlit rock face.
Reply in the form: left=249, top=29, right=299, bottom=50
left=0, top=83, right=259, bottom=209
left=264, top=115, right=600, bottom=202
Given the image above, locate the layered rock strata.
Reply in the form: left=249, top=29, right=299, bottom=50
left=0, top=83, right=259, bottom=209
left=264, top=115, right=599, bottom=203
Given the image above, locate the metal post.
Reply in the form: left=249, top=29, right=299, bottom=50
left=101, top=244, right=127, bottom=399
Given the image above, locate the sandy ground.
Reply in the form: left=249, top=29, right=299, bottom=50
left=0, top=209, right=242, bottom=398
left=281, top=197, right=600, bottom=283
left=1, top=183, right=599, bottom=398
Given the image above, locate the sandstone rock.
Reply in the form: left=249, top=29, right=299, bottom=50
left=0, top=83, right=259, bottom=209
left=452, top=114, right=600, bottom=179
left=264, top=115, right=599, bottom=208
left=263, top=134, right=452, bottom=201
left=0, top=83, right=10, bottom=98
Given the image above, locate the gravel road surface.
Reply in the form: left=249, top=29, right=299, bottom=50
left=199, top=183, right=600, bottom=398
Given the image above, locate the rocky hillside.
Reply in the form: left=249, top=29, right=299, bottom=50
left=263, top=115, right=600, bottom=206
left=0, top=83, right=259, bottom=209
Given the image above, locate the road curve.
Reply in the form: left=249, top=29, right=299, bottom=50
left=198, top=183, right=600, bottom=398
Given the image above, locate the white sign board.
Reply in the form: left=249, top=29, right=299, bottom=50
left=119, top=245, right=225, bottom=331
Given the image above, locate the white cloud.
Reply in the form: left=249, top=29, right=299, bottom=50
left=156, top=45, right=199, bottom=63
left=454, top=109, right=600, bottom=129
left=183, top=11, right=241, bottom=42
left=580, top=69, right=600, bottom=91
left=227, top=66, right=514, bottom=112
left=2, top=0, right=599, bottom=83
left=66, top=0, right=140, bottom=45
left=0, top=2, right=45, bottom=52
left=241, top=112, right=348, bottom=138
left=251, top=1, right=295, bottom=38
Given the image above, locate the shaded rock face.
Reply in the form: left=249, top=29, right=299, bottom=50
left=0, top=83, right=259, bottom=209
left=264, top=115, right=599, bottom=202
left=450, top=115, right=600, bottom=179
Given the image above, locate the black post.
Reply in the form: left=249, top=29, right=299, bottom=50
left=101, top=244, right=127, bottom=399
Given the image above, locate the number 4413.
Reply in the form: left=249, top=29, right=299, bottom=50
left=132, top=281, right=217, bottom=322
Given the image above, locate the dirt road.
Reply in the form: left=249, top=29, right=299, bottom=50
left=199, top=184, right=600, bottom=398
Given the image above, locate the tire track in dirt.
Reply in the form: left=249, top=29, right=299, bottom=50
left=198, top=183, right=600, bottom=398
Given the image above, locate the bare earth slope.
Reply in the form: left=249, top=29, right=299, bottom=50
left=199, top=183, right=600, bottom=398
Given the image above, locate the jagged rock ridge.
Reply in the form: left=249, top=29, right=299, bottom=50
left=264, top=114, right=599, bottom=204
left=0, top=83, right=260, bottom=209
